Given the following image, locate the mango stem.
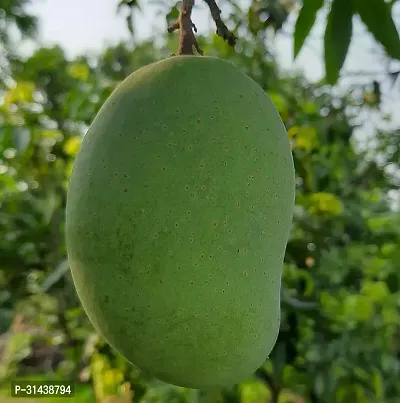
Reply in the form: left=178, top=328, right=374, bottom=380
left=166, top=0, right=237, bottom=56
left=167, top=0, right=203, bottom=56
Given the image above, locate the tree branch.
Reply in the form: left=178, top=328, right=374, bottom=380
left=203, top=0, right=237, bottom=47
left=168, top=0, right=203, bottom=55
left=167, top=0, right=237, bottom=56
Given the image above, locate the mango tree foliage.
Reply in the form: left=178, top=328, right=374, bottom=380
left=0, top=35, right=399, bottom=402
left=0, top=4, right=400, bottom=403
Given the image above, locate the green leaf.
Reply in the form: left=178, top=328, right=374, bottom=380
left=324, top=0, right=354, bottom=85
left=118, top=0, right=140, bottom=35
left=294, top=0, right=325, bottom=58
left=126, top=14, right=134, bottom=35
left=117, top=0, right=140, bottom=12
left=352, top=0, right=400, bottom=59
left=166, top=4, right=180, bottom=25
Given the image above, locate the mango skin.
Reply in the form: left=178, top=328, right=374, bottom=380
left=66, top=56, right=295, bottom=389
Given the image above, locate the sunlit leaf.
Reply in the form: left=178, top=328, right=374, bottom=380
left=41, top=129, right=64, bottom=141
left=268, top=91, right=287, bottom=116
left=382, top=307, right=399, bottom=325
left=288, top=126, right=298, bottom=138
left=381, top=243, right=396, bottom=256
left=344, top=294, right=374, bottom=322
left=4, top=82, right=35, bottom=104
left=365, top=257, right=388, bottom=278
left=289, top=125, right=319, bottom=151
left=64, top=136, right=82, bottom=156
left=302, top=101, right=318, bottom=115
left=361, top=280, right=389, bottom=303
left=367, top=214, right=395, bottom=233
left=68, top=63, right=90, bottom=81
left=309, top=192, right=343, bottom=216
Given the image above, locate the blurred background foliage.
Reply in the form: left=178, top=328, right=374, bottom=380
left=0, top=0, right=400, bottom=402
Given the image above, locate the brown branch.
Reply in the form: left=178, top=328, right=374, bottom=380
left=203, top=0, right=237, bottom=47
left=167, top=0, right=237, bottom=56
left=168, top=0, right=203, bottom=55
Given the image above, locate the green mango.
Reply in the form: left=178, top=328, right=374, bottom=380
left=66, top=55, right=295, bottom=389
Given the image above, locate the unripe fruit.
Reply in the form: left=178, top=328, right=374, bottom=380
left=66, top=56, right=295, bottom=389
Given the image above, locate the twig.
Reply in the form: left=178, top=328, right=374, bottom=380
left=203, top=0, right=237, bottom=47
left=167, top=0, right=237, bottom=56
